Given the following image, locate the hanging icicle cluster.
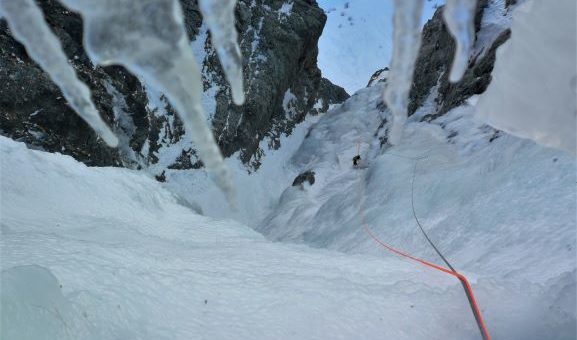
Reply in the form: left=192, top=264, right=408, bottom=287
left=0, top=0, right=245, bottom=204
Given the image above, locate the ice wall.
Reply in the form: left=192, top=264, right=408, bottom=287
left=476, top=0, right=577, bottom=155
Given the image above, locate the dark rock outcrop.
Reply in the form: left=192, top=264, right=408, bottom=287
left=426, top=28, right=511, bottom=121
left=207, top=0, right=349, bottom=168
left=407, top=0, right=511, bottom=121
left=367, top=67, right=389, bottom=87
left=0, top=0, right=348, bottom=172
left=292, top=170, right=315, bottom=187
left=367, top=1, right=512, bottom=148
left=0, top=0, right=148, bottom=167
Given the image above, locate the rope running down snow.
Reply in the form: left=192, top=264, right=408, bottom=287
left=411, top=159, right=490, bottom=340
left=356, top=145, right=491, bottom=340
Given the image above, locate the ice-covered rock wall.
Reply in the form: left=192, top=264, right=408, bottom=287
left=381, top=0, right=486, bottom=144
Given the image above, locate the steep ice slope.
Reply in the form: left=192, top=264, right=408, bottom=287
left=2, top=119, right=573, bottom=339
left=258, top=82, right=576, bottom=339
left=0, top=136, right=510, bottom=340
left=260, top=82, right=575, bottom=277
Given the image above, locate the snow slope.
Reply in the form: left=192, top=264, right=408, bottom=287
left=1, top=1, right=575, bottom=338
left=0, top=136, right=522, bottom=340
left=257, top=82, right=576, bottom=339
left=2, top=79, right=575, bottom=339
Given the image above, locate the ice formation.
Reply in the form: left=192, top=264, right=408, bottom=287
left=0, top=0, right=247, bottom=202
left=383, top=0, right=423, bottom=145
left=0, top=0, right=118, bottom=147
left=384, top=0, right=478, bottom=144
left=476, top=0, right=577, bottom=155
left=199, top=0, right=245, bottom=105
left=443, top=0, right=477, bottom=82
left=57, top=0, right=239, bottom=203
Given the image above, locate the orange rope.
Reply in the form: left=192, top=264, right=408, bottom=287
left=356, top=144, right=491, bottom=340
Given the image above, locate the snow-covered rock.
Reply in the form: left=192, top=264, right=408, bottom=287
left=0, top=0, right=348, bottom=172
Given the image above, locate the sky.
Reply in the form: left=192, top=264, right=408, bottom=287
left=317, top=0, right=444, bottom=94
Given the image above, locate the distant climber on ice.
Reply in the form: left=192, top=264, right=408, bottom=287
left=353, top=155, right=361, bottom=167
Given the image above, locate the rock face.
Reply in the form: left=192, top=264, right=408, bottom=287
left=408, top=0, right=511, bottom=120
left=0, top=0, right=348, bottom=171
left=0, top=0, right=148, bottom=167
left=367, top=67, right=389, bottom=87
left=367, top=1, right=512, bottom=126
left=364, top=1, right=513, bottom=149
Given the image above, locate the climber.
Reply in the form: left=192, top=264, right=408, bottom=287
left=353, top=155, right=361, bottom=167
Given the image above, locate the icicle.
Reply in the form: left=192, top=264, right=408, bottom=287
left=0, top=0, right=118, bottom=147
left=443, top=0, right=477, bottom=82
left=199, top=0, right=245, bottom=105
left=383, top=0, right=423, bottom=145
left=58, top=0, right=236, bottom=204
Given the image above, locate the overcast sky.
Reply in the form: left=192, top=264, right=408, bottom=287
left=317, top=0, right=444, bottom=94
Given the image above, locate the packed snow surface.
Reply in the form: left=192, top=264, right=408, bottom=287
left=0, top=138, right=445, bottom=339
left=0, top=134, right=546, bottom=340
